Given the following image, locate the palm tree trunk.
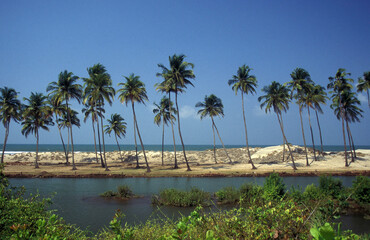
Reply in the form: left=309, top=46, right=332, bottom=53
left=345, top=117, right=354, bottom=163
left=95, top=110, right=105, bottom=168
left=66, top=126, right=70, bottom=161
left=280, top=114, right=286, bottom=161
left=100, top=106, right=109, bottom=171
left=92, top=118, right=98, bottom=163
left=212, top=117, right=232, bottom=164
left=348, top=125, right=357, bottom=159
left=339, top=99, right=349, bottom=167
left=161, top=119, right=164, bottom=166
left=133, top=109, right=139, bottom=168
left=299, top=105, right=309, bottom=166
left=66, top=99, right=77, bottom=170
left=1, top=120, right=9, bottom=164
left=212, top=123, right=217, bottom=164
left=241, top=93, right=256, bottom=169
left=99, top=101, right=108, bottom=170
left=35, top=129, right=39, bottom=169
left=367, top=89, right=369, bottom=108
left=315, top=108, right=324, bottom=156
left=175, top=91, right=191, bottom=171
left=132, top=101, right=150, bottom=172
left=168, top=92, right=178, bottom=169
left=277, top=112, right=297, bottom=170
left=307, top=107, right=317, bottom=162
left=57, top=124, right=68, bottom=165
left=115, top=133, right=123, bottom=162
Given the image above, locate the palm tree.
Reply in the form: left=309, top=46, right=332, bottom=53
left=196, top=94, right=232, bottom=164
left=83, top=64, right=115, bottom=171
left=228, top=65, right=257, bottom=169
left=155, top=76, right=184, bottom=169
left=104, top=113, right=127, bottom=162
left=331, top=91, right=363, bottom=162
left=21, top=92, right=53, bottom=168
left=48, top=97, right=69, bottom=164
left=157, top=54, right=195, bottom=171
left=328, top=68, right=353, bottom=167
left=82, top=103, right=104, bottom=163
left=118, top=73, right=150, bottom=172
left=0, top=87, right=21, bottom=164
left=47, top=70, right=82, bottom=170
left=58, top=110, right=81, bottom=162
left=286, top=68, right=313, bottom=166
left=258, top=81, right=298, bottom=170
left=153, top=96, right=176, bottom=166
left=309, top=84, right=328, bottom=155
left=357, top=71, right=370, bottom=108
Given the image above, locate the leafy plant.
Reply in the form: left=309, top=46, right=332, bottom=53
left=351, top=176, right=370, bottom=204
left=319, top=175, right=344, bottom=199
left=215, top=187, right=240, bottom=204
left=262, top=172, right=286, bottom=200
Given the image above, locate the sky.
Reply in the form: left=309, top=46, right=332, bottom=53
left=0, top=0, right=369, bottom=146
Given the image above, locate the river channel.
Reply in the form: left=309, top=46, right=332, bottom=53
left=9, top=176, right=369, bottom=234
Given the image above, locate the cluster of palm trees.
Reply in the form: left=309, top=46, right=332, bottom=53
left=0, top=54, right=369, bottom=171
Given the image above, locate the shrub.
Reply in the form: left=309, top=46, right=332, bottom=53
left=319, top=175, right=344, bottom=199
left=239, top=183, right=263, bottom=206
left=262, top=172, right=286, bottom=200
left=215, top=187, right=240, bottom=204
left=152, top=187, right=211, bottom=207
left=352, top=176, right=370, bottom=204
left=100, top=190, right=118, bottom=197
left=289, top=185, right=305, bottom=203
left=117, top=185, right=133, bottom=198
left=303, top=184, right=322, bottom=201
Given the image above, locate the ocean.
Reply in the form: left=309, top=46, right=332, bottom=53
left=2, top=143, right=370, bottom=153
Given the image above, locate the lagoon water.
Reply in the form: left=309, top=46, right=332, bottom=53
left=9, top=176, right=370, bottom=235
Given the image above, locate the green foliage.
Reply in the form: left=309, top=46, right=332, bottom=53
left=304, top=184, right=323, bottom=201
left=262, top=172, right=286, bottom=200
left=239, top=183, right=263, bottom=206
left=117, top=185, right=134, bottom=198
left=351, top=176, right=370, bottom=204
left=310, top=222, right=362, bottom=240
left=100, top=190, right=118, bottom=197
left=152, top=187, right=211, bottom=207
left=289, top=185, right=305, bottom=203
left=319, top=175, right=345, bottom=199
left=215, top=187, right=239, bottom=204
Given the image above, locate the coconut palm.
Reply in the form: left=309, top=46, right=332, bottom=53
left=309, top=84, right=328, bottom=155
left=118, top=73, right=150, bottom=172
left=156, top=54, right=195, bottom=171
left=228, top=65, right=257, bottom=169
left=331, top=91, right=363, bottom=162
left=357, top=71, right=370, bottom=108
left=48, top=97, right=69, bottom=164
left=104, top=113, right=127, bottom=162
left=153, top=96, right=176, bottom=166
left=328, top=68, right=353, bottom=167
left=47, top=70, right=82, bottom=170
left=21, top=92, right=53, bottom=168
left=83, top=64, right=115, bottom=171
left=286, top=68, right=313, bottom=166
left=58, top=109, right=80, bottom=162
left=258, top=81, right=297, bottom=170
left=0, top=87, right=21, bottom=164
left=82, top=103, right=104, bottom=163
left=155, top=75, right=184, bottom=169
left=196, top=94, right=232, bottom=164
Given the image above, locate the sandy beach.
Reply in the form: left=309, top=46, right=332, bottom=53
left=2, top=145, right=370, bottom=177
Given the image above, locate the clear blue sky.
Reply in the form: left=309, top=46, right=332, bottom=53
left=1, top=0, right=369, bottom=146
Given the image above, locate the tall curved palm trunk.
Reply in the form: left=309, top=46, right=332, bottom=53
left=175, top=91, right=191, bottom=171
left=299, top=106, right=309, bottom=166
left=91, top=117, right=99, bottom=163
left=211, top=117, right=232, bottom=164
left=161, top=119, right=165, bottom=166
left=347, top=125, right=356, bottom=159
left=276, top=113, right=297, bottom=170
left=35, top=128, right=40, bottom=169
left=133, top=113, right=139, bottom=168
left=114, top=133, right=124, bottom=162
left=99, top=104, right=109, bottom=171
left=339, top=98, right=349, bottom=167
left=212, top=124, right=217, bottom=164
left=307, top=107, right=317, bottom=162
left=95, top=107, right=105, bottom=168
left=66, top=99, right=77, bottom=170
left=241, top=93, right=256, bottom=169
left=314, top=109, right=324, bottom=155
left=1, top=120, right=10, bottom=164
left=168, top=93, right=178, bottom=169
left=56, top=121, right=68, bottom=165
left=132, top=101, right=150, bottom=172
left=345, top=117, right=354, bottom=162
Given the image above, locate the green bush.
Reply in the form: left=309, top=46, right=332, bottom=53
left=100, top=190, right=118, bottom=197
left=215, top=186, right=240, bottom=204
left=152, top=187, right=211, bottom=207
left=262, top=172, right=286, bottom=200
left=289, top=185, right=305, bottom=203
left=117, top=185, right=133, bottom=198
left=319, top=175, right=344, bottom=199
left=352, top=176, right=370, bottom=204
left=304, top=184, right=322, bottom=201
left=239, top=183, right=263, bottom=206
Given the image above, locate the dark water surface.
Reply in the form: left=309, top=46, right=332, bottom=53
left=9, top=177, right=369, bottom=234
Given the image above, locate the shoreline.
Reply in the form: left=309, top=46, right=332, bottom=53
left=3, top=145, right=370, bottom=178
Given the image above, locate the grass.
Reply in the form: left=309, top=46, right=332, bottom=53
left=100, top=185, right=134, bottom=199
left=151, top=187, right=212, bottom=207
